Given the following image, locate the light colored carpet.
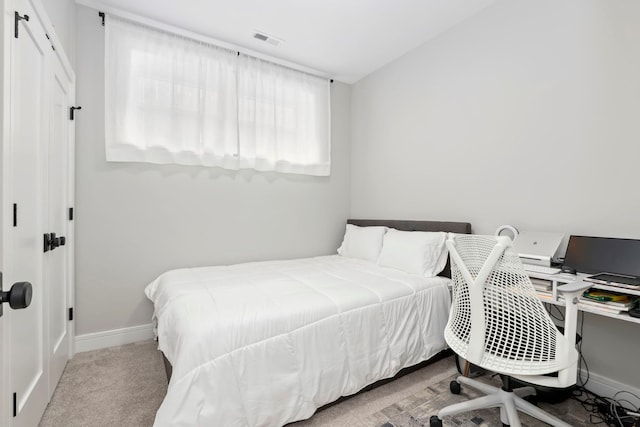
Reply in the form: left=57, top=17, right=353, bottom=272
left=40, top=341, right=591, bottom=426
left=39, top=341, right=167, bottom=427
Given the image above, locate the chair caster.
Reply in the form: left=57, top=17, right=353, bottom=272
left=429, top=415, right=443, bottom=427
left=450, top=380, right=461, bottom=394
left=524, top=394, right=538, bottom=406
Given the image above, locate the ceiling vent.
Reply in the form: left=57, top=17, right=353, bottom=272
left=253, top=31, right=283, bottom=47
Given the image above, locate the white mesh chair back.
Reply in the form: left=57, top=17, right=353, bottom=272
left=445, top=234, right=578, bottom=378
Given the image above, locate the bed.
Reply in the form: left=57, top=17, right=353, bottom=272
left=145, top=219, right=471, bottom=426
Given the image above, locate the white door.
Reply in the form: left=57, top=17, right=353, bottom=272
left=6, top=0, right=51, bottom=425
left=45, top=52, right=73, bottom=397
left=1, top=0, right=74, bottom=424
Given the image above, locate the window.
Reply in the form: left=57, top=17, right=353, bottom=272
left=105, top=15, right=331, bottom=176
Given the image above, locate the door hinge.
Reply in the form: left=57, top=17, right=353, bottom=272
left=13, top=203, right=17, bottom=227
left=68, top=307, right=74, bottom=321
left=98, top=11, right=105, bottom=26
left=13, top=392, right=16, bottom=417
left=69, top=207, right=74, bottom=221
left=45, top=33, right=55, bottom=51
left=69, top=106, right=82, bottom=120
left=14, top=11, right=29, bottom=38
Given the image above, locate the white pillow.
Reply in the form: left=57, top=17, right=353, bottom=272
left=337, top=224, right=388, bottom=262
left=377, top=229, right=448, bottom=277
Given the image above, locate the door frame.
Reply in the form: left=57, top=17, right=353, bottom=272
left=65, top=57, right=76, bottom=360
left=1, top=0, right=15, bottom=425
left=27, top=0, right=77, bottom=385
left=45, top=22, right=76, bottom=391
left=53, top=19, right=76, bottom=360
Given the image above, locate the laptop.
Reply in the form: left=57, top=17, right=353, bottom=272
left=584, top=273, right=640, bottom=290
left=513, top=231, right=564, bottom=268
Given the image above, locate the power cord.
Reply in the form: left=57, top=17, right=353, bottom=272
left=543, top=305, right=640, bottom=425
left=548, top=303, right=565, bottom=322
left=570, top=312, right=640, bottom=426
left=577, top=311, right=589, bottom=387
left=572, top=386, right=640, bottom=426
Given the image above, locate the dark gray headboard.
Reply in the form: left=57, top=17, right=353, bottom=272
left=347, top=219, right=472, bottom=278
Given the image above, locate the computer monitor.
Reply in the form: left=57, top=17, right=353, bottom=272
left=562, top=235, right=640, bottom=276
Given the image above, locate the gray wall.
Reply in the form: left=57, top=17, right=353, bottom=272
left=351, top=0, right=640, bottom=394
left=350, top=0, right=640, bottom=391
left=42, top=0, right=76, bottom=66
left=351, top=0, right=640, bottom=238
left=74, top=5, right=351, bottom=335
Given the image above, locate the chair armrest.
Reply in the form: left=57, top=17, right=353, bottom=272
left=557, top=279, right=592, bottom=351
left=558, top=279, right=592, bottom=296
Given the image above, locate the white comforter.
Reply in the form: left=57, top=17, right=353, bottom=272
left=145, top=255, right=451, bottom=427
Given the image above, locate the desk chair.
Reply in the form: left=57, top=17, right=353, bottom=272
left=430, top=235, right=585, bottom=427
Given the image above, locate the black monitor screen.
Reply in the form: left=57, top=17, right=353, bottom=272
left=563, top=235, right=640, bottom=276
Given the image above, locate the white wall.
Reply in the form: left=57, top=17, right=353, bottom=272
left=351, top=0, right=640, bottom=392
left=41, top=0, right=76, bottom=66
left=74, top=5, right=351, bottom=335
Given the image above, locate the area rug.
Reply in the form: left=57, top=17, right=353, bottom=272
left=40, top=341, right=591, bottom=426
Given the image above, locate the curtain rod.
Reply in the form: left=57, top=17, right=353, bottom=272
left=76, top=0, right=334, bottom=83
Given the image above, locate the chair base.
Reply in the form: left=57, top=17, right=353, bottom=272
left=506, top=374, right=575, bottom=404
left=430, top=375, right=572, bottom=427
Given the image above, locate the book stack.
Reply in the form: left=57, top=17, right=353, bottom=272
left=580, top=289, right=639, bottom=315
left=531, top=278, right=553, bottom=300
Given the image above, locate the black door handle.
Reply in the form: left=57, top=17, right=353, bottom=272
left=1, top=281, right=32, bottom=309
left=44, top=232, right=66, bottom=252
left=51, top=232, right=60, bottom=248
left=0, top=281, right=32, bottom=316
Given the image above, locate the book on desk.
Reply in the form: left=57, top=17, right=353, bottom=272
left=580, top=289, right=639, bottom=314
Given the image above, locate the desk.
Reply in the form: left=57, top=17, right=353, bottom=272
left=528, top=271, right=640, bottom=325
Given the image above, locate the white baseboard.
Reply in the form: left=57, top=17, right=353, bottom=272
left=580, top=369, right=640, bottom=408
left=75, top=323, right=154, bottom=353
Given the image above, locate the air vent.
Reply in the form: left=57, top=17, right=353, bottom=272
left=253, top=31, right=283, bottom=47
left=253, top=33, right=268, bottom=42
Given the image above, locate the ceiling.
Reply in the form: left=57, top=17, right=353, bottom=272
left=89, top=0, right=498, bottom=83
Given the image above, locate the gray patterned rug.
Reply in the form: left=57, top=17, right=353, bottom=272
left=364, top=374, right=589, bottom=426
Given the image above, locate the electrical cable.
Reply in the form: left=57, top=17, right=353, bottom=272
left=552, top=303, right=565, bottom=322
left=537, top=283, right=639, bottom=426
left=572, top=386, right=639, bottom=426
left=544, top=301, right=565, bottom=323
left=570, top=312, right=640, bottom=426
left=577, top=311, right=590, bottom=387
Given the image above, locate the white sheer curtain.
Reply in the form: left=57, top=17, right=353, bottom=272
left=237, top=55, right=330, bottom=176
left=105, top=15, right=331, bottom=176
left=105, top=15, right=239, bottom=169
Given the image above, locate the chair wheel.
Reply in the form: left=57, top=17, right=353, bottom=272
left=450, top=380, right=461, bottom=394
left=429, top=415, right=443, bottom=427
left=524, top=394, right=538, bottom=406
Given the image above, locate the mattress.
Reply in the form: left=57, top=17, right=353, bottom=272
left=145, top=255, right=452, bottom=426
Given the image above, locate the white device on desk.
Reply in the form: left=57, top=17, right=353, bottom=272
left=513, top=231, right=564, bottom=274
left=523, top=264, right=562, bottom=275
